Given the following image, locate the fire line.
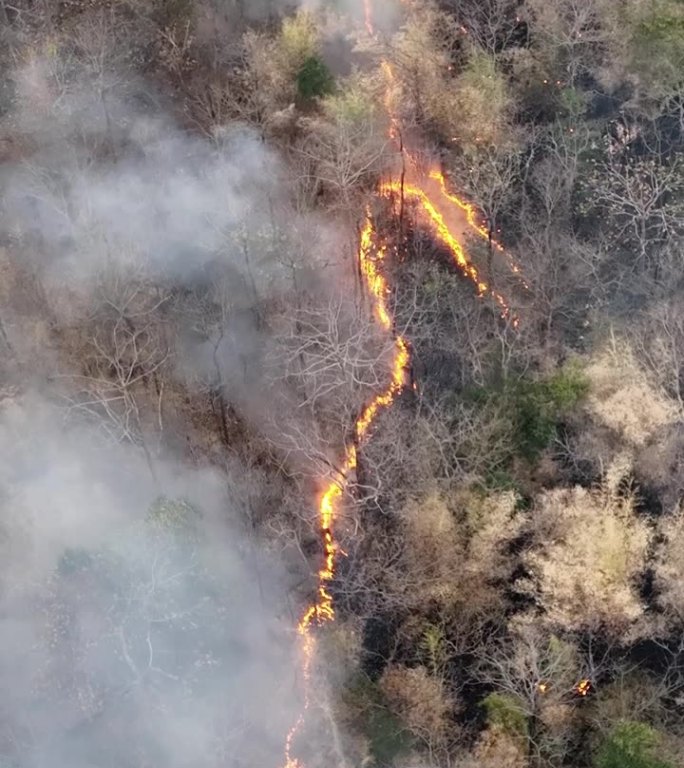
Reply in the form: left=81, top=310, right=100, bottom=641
left=284, top=4, right=521, bottom=765
left=284, top=214, right=409, bottom=768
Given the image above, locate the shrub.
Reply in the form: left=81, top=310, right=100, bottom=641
left=340, top=674, right=414, bottom=764
left=595, top=721, right=674, bottom=768
left=511, top=363, right=588, bottom=461
left=296, top=56, right=335, bottom=101
left=482, top=693, right=528, bottom=741
left=473, top=362, right=588, bottom=464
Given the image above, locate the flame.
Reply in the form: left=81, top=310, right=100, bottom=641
left=285, top=6, right=523, bottom=764
left=428, top=169, right=527, bottom=285
left=378, top=63, right=522, bottom=318
left=428, top=168, right=506, bottom=251
left=379, top=180, right=516, bottom=322
left=575, top=679, right=592, bottom=697
left=284, top=213, right=408, bottom=767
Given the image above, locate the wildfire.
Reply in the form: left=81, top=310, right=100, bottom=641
left=429, top=169, right=507, bottom=254
left=575, top=679, right=592, bottom=697
left=428, top=169, right=528, bottom=286
left=378, top=61, right=521, bottom=319
left=379, top=180, right=517, bottom=323
left=284, top=213, right=409, bottom=767
left=285, top=4, right=521, bottom=764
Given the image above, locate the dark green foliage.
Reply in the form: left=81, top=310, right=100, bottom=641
left=481, top=692, right=528, bottom=740
left=631, top=2, right=684, bottom=94
left=340, top=674, right=414, bottom=765
left=296, top=56, right=335, bottom=101
left=509, top=363, right=588, bottom=460
left=474, top=363, right=588, bottom=464
left=595, top=722, right=674, bottom=768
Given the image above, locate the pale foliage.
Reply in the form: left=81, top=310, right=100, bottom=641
left=524, top=0, right=617, bottom=84
left=655, top=506, right=684, bottom=620
left=450, top=50, right=515, bottom=150
left=387, top=5, right=513, bottom=149
left=399, top=491, right=520, bottom=610
left=402, top=492, right=460, bottom=602
left=279, top=10, right=319, bottom=77
left=387, top=3, right=459, bottom=124
left=380, top=664, right=455, bottom=746
left=295, top=75, right=388, bottom=209
left=522, top=479, right=650, bottom=634
left=322, top=74, right=378, bottom=125
left=458, top=726, right=527, bottom=768
left=242, top=30, right=291, bottom=119
left=584, top=338, right=679, bottom=447
left=239, top=11, right=322, bottom=124
left=465, top=491, right=521, bottom=580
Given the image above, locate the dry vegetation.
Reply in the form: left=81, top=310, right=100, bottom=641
left=3, top=0, right=684, bottom=767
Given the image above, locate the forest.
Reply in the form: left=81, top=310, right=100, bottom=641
left=2, top=0, right=684, bottom=766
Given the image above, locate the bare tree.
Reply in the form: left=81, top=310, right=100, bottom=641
left=448, top=145, right=519, bottom=285
left=524, top=0, right=615, bottom=86
left=270, top=293, right=394, bottom=472
left=64, top=267, right=170, bottom=477
left=581, top=153, right=684, bottom=282
left=294, top=112, right=389, bottom=213
left=448, top=0, right=521, bottom=54
left=476, top=623, right=613, bottom=766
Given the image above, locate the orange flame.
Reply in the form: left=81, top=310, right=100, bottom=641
left=284, top=213, right=409, bottom=767
left=575, top=679, right=592, bottom=697
left=428, top=169, right=528, bottom=286
left=379, top=180, right=517, bottom=323
left=379, top=63, right=521, bottom=319
left=285, top=6, right=521, bottom=763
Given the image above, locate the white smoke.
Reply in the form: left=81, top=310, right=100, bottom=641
left=0, top=394, right=299, bottom=768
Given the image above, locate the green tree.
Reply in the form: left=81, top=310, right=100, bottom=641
left=482, top=693, right=529, bottom=741
left=627, top=1, right=684, bottom=112
left=296, top=55, right=335, bottom=101
left=595, top=722, right=674, bottom=768
left=452, top=48, right=514, bottom=150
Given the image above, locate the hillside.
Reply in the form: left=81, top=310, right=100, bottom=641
left=2, top=1, right=684, bottom=767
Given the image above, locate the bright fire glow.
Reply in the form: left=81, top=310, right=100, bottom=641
left=284, top=214, right=409, bottom=767
left=379, top=63, right=522, bottom=319
left=428, top=169, right=528, bottom=285
left=575, top=679, right=592, bottom=697
left=379, top=180, right=516, bottom=323
left=285, top=6, right=522, bottom=765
